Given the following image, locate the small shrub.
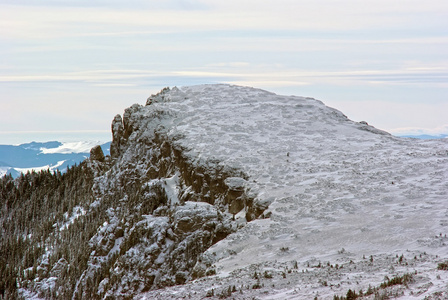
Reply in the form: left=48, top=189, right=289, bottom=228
left=335, top=287, right=370, bottom=299
left=379, top=273, right=413, bottom=289
left=216, top=286, right=236, bottom=299
left=253, top=271, right=258, bottom=279
left=374, top=290, right=388, bottom=300
left=319, top=280, right=328, bottom=287
left=437, top=261, right=448, bottom=270
left=217, top=287, right=231, bottom=299
left=206, top=269, right=216, bottom=276
left=366, top=285, right=375, bottom=296
left=228, top=249, right=237, bottom=255
left=252, top=282, right=262, bottom=289
left=205, top=289, right=214, bottom=297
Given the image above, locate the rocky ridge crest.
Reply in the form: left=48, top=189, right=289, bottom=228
left=13, top=84, right=448, bottom=300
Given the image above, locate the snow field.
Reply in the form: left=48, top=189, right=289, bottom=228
left=135, top=84, right=448, bottom=299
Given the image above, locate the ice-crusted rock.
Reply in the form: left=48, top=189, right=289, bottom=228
left=146, top=86, right=171, bottom=106
left=224, top=177, right=246, bottom=190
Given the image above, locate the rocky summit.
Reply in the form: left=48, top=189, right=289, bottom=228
left=2, top=84, right=448, bottom=299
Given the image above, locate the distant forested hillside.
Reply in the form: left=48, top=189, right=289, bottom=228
left=0, top=163, right=96, bottom=299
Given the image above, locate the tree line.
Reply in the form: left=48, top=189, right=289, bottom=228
left=0, top=163, right=95, bottom=299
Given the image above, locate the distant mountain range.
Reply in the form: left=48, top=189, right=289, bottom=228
left=0, top=141, right=110, bottom=178
left=399, top=134, right=448, bottom=139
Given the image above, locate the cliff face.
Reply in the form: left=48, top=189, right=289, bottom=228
left=69, top=93, right=263, bottom=297
left=74, top=107, right=253, bottom=298
left=15, top=86, right=266, bottom=299
left=7, top=84, right=448, bottom=299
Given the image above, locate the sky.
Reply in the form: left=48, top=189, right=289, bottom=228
left=1, top=0, right=447, bottom=144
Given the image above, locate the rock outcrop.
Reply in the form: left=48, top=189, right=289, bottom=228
left=65, top=87, right=266, bottom=298
left=89, top=145, right=105, bottom=162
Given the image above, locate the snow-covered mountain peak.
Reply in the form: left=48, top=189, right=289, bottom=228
left=12, top=84, right=448, bottom=299
left=124, top=84, right=448, bottom=299
left=131, top=84, right=393, bottom=208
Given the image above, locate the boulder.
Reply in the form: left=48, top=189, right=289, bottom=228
left=90, top=145, right=105, bottom=162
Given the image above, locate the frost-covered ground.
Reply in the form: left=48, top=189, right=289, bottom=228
left=132, top=84, right=448, bottom=299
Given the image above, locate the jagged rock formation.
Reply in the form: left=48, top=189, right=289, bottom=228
left=12, top=85, right=265, bottom=299
left=2, top=84, right=448, bottom=300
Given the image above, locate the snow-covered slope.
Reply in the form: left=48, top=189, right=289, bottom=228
left=123, top=84, right=448, bottom=299
left=16, top=84, right=448, bottom=299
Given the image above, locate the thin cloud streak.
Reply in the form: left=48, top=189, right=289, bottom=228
left=2, top=66, right=447, bottom=87
left=389, top=125, right=448, bottom=136
left=0, top=130, right=110, bottom=134
left=2, top=1, right=448, bottom=39
left=1, top=0, right=448, bottom=142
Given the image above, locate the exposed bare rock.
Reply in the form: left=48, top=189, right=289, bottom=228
left=110, top=114, right=124, bottom=159
left=89, top=145, right=105, bottom=162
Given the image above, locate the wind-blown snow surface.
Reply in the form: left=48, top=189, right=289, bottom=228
left=127, top=85, right=448, bottom=299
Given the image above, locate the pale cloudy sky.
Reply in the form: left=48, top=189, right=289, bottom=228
left=1, top=0, right=447, bottom=144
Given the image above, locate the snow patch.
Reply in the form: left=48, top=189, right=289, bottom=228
left=40, top=141, right=102, bottom=154
left=59, top=206, right=86, bottom=231
left=163, top=172, right=180, bottom=205
left=0, top=166, right=9, bottom=177
left=14, top=160, right=67, bottom=174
